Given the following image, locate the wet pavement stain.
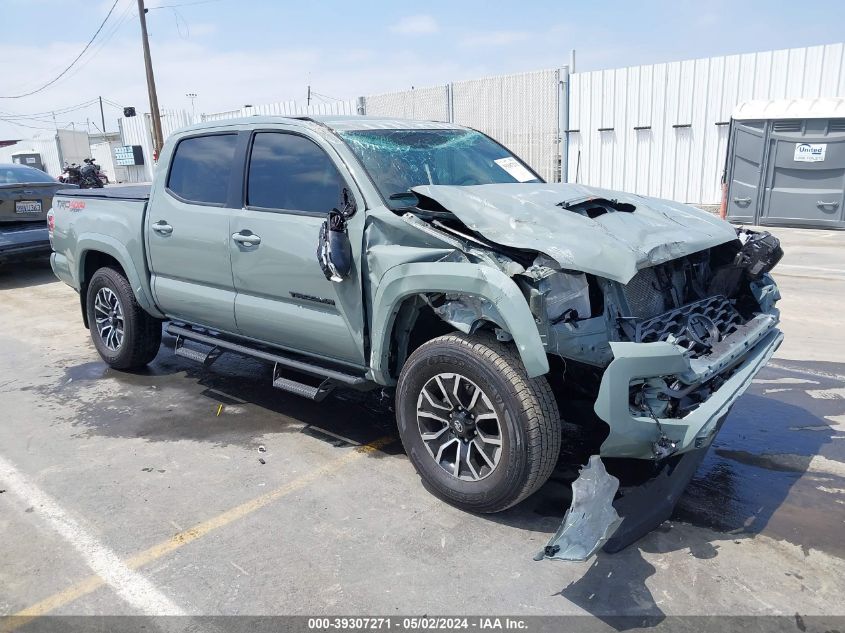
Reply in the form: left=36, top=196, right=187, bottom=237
left=46, top=336, right=401, bottom=455
left=673, top=361, right=845, bottom=558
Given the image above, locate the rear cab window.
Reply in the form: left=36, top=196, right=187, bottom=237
left=246, top=132, right=345, bottom=214
left=166, top=134, right=238, bottom=205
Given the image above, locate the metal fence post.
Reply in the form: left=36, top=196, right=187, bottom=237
left=560, top=65, right=570, bottom=183
left=356, top=96, right=366, bottom=115
left=447, top=83, right=454, bottom=123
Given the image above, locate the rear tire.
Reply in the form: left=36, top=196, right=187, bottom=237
left=86, top=267, right=161, bottom=369
left=396, top=332, right=561, bottom=513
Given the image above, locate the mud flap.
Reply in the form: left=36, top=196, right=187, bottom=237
left=535, top=455, right=623, bottom=561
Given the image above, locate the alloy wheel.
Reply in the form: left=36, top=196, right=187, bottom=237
left=415, top=373, right=503, bottom=481
left=93, top=287, right=125, bottom=351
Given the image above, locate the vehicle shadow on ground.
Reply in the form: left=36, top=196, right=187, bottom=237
left=483, top=366, right=842, bottom=629
left=0, top=257, right=55, bottom=290
left=52, top=332, right=403, bottom=456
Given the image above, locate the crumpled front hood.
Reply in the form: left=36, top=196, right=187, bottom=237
left=411, top=183, right=738, bottom=284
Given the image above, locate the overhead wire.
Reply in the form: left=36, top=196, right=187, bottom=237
left=148, top=0, right=222, bottom=9
left=0, top=98, right=101, bottom=120
left=58, top=0, right=136, bottom=84
left=0, top=0, right=121, bottom=99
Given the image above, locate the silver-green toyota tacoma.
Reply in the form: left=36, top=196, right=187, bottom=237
left=49, top=116, right=783, bottom=547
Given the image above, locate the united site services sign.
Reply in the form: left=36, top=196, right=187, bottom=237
left=794, top=143, right=827, bottom=162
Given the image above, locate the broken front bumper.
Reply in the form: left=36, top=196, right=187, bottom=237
left=594, top=315, right=783, bottom=460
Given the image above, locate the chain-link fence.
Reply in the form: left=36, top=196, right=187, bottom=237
left=363, top=70, right=562, bottom=183
left=364, top=85, right=450, bottom=122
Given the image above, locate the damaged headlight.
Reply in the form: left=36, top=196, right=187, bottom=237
left=538, top=272, right=591, bottom=323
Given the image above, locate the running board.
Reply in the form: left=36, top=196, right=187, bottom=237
left=272, top=364, right=335, bottom=402
left=174, top=334, right=221, bottom=366
left=165, top=324, right=369, bottom=387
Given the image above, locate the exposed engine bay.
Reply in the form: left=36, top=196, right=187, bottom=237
left=388, top=186, right=784, bottom=560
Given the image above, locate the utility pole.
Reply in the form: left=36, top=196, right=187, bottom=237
left=137, top=0, right=164, bottom=158
left=99, top=96, right=107, bottom=136
left=186, top=93, right=197, bottom=120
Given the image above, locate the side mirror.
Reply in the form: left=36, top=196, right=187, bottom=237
left=327, top=229, right=352, bottom=279
left=317, top=206, right=354, bottom=282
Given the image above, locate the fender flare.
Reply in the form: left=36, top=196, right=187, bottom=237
left=76, top=233, right=164, bottom=318
left=369, top=262, right=549, bottom=384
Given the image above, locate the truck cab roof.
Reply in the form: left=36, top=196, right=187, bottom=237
left=173, top=115, right=467, bottom=135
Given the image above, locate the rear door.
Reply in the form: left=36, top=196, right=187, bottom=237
left=146, top=132, right=240, bottom=332
left=726, top=120, right=766, bottom=224
left=229, top=129, right=366, bottom=366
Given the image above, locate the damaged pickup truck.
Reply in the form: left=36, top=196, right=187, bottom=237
left=48, top=116, right=783, bottom=552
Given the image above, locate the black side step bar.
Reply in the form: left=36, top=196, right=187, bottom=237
left=174, top=334, right=221, bottom=366
left=165, top=324, right=369, bottom=387
left=272, top=365, right=335, bottom=402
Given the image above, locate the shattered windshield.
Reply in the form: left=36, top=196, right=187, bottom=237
left=338, top=128, right=542, bottom=209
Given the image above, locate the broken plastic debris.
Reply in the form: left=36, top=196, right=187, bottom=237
left=258, top=457, right=266, bottom=465
left=258, top=445, right=266, bottom=453
left=216, top=404, right=223, bottom=417
left=535, top=455, right=622, bottom=562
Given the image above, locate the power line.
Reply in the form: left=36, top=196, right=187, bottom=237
left=0, top=98, right=101, bottom=120
left=0, top=0, right=120, bottom=99
left=148, top=0, right=221, bottom=9
left=311, top=90, right=344, bottom=102
left=59, top=0, right=137, bottom=85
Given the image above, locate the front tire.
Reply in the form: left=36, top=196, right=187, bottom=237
left=396, top=333, right=561, bottom=513
left=86, top=267, right=161, bottom=369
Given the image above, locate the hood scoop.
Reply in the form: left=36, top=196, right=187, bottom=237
left=557, top=196, right=636, bottom=218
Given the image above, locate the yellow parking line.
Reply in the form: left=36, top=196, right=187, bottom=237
left=2, top=435, right=395, bottom=631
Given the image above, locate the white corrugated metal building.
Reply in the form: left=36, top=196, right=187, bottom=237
left=113, top=42, right=845, bottom=204
left=567, top=42, right=845, bottom=205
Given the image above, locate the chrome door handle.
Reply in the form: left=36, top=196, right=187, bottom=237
left=817, top=200, right=840, bottom=209
left=733, top=197, right=751, bottom=206
left=232, top=232, right=261, bottom=246
left=152, top=221, right=173, bottom=235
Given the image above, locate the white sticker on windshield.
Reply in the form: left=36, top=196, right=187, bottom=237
left=494, top=157, right=535, bottom=182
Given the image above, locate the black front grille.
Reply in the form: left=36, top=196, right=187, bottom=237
left=628, top=295, right=744, bottom=354
left=622, top=268, right=667, bottom=318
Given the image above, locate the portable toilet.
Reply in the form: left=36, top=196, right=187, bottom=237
left=726, top=98, right=845, bottom=229
left=11, top=152, right=45, bottom=172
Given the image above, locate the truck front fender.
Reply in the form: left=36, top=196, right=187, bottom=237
left=76, top=233, right=164, bottom=319
left=369, top=262, right=548, bottom=384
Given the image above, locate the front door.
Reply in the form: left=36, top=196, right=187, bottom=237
left=229, top=130, right=366, bottom=366
left=726, top=120, right=766, bottom=224
left=147, top=132, right=239, bottom=332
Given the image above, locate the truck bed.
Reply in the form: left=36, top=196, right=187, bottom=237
left=50, top=187, right=151, bottom=298
left=58, top=185, right=151, bottom=201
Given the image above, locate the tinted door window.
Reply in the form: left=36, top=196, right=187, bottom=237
left=167, top=134, right=237, bottom=205
left=247, top=133, right=344, bottom=212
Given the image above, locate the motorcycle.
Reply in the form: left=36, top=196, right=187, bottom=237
left=59, top=159, right=104, bottom=188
